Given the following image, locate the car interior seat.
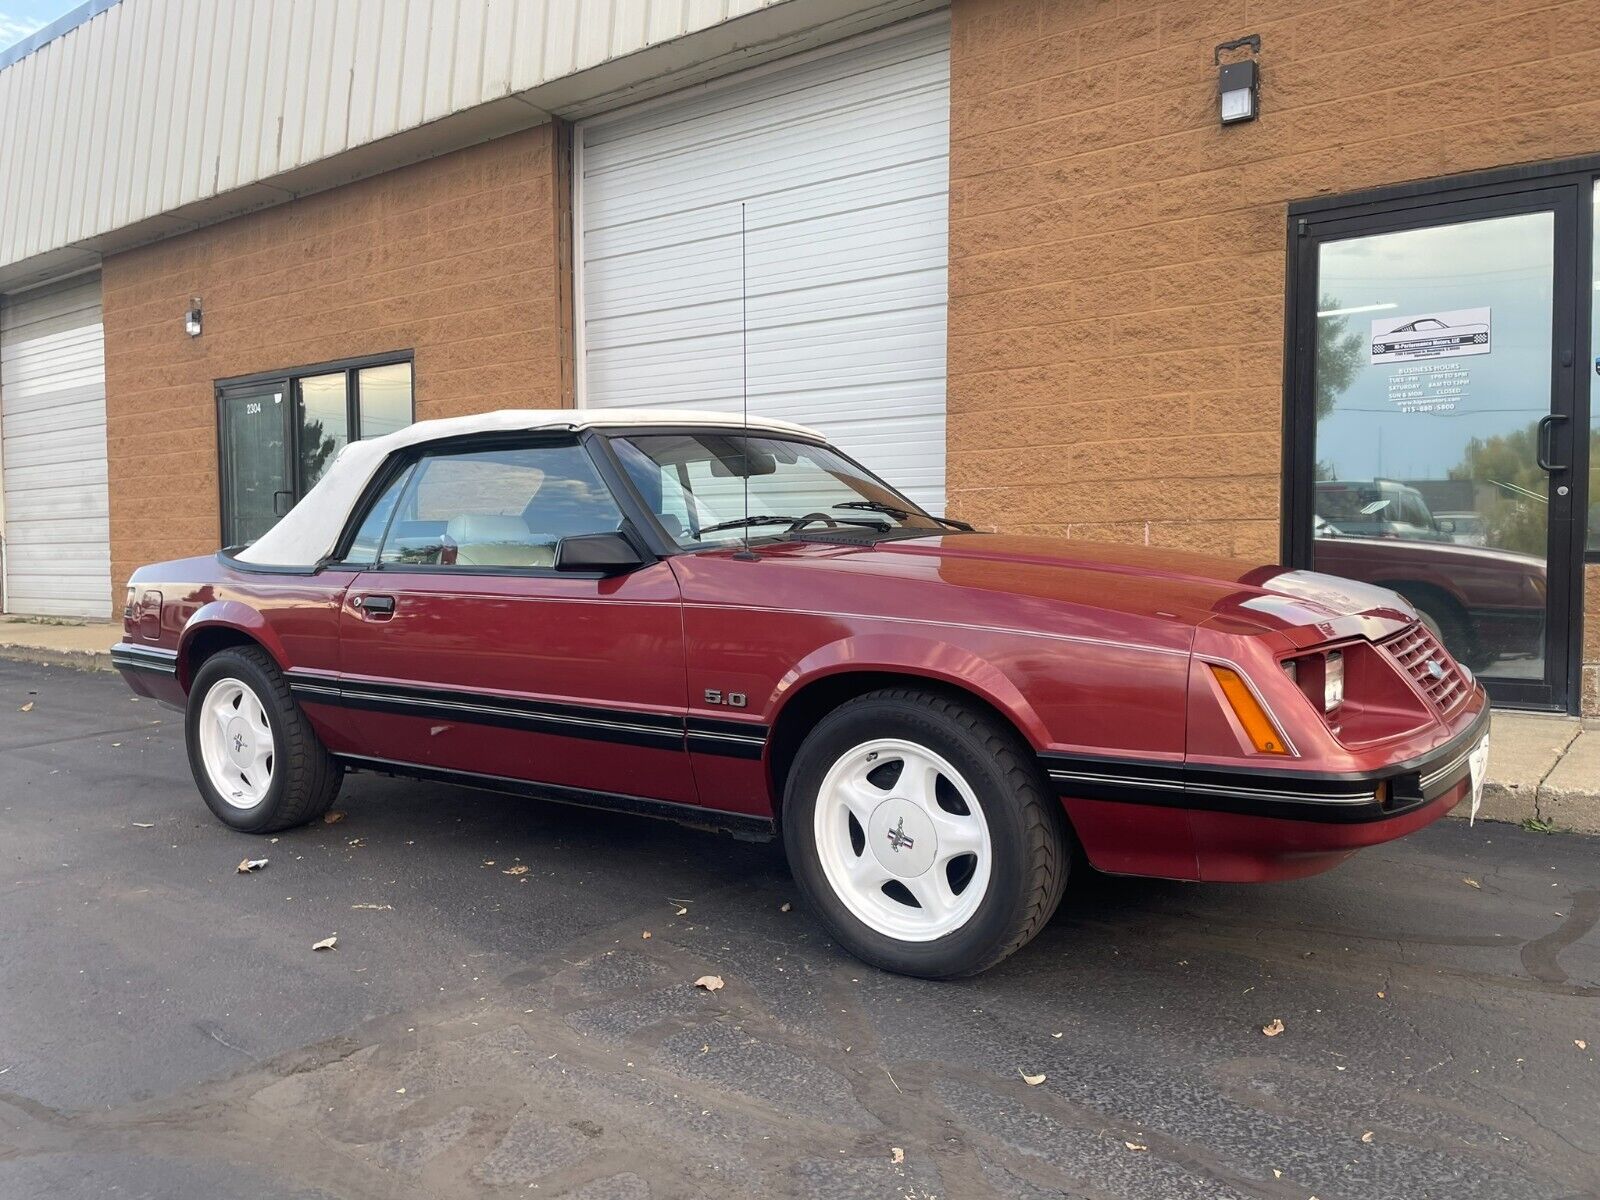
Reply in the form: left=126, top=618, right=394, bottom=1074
left=444, top=513, right=553, bottom=567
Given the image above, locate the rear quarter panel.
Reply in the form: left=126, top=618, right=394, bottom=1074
left=122, top=556, right=359, bottom=750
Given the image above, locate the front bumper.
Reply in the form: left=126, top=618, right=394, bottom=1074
left=1047, top=698, right=1491, bottom=882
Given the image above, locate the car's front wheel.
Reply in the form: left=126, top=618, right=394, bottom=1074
left=782, top=688, right=1070, bottom=978
left=186, top=645, right=342, bottom=832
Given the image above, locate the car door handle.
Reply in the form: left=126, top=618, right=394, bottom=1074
left=353, top=594, right=396, bottom=618
left=1536, top=413, right=1569, bottom=472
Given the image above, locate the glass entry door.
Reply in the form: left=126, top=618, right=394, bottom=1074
left=218, top=382, right=291, bottom=548
left=1287, top=187, right=1583, bottom=710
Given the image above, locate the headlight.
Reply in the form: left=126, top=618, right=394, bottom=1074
left=1282, top=648, right=1344, bottom=719
left=1324, top=650, right=1344, bottom=713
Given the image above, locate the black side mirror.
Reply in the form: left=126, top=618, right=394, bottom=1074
left=554, top=531, right=646, bottom=575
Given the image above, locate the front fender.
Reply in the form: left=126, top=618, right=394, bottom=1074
left=766, top=631, right=1053, bottom=750
left=176, top=600, right=292, bottom=688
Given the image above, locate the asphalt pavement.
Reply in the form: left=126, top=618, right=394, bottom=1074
left=1, top=660, right=1597, bottom=1200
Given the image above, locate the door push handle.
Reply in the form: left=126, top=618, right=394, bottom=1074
left=1536, top=413, right=1569, bottom=472
left=353, top=594, right=396, bottom=618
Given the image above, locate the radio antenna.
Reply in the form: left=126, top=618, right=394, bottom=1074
left=733, top=201, right=758, bottom=561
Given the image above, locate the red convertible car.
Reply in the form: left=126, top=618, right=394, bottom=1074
left=114, top=411, right=1491, bottom=978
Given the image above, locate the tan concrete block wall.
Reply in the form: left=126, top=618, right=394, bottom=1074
left=948, top=0, right=1600, bottom=713
left=102, top=125, right=566, bottom=612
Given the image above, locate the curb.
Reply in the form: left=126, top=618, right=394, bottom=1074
left=0, top=643, right=115, bottom=673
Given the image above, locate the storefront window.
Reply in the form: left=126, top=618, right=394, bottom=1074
left=359, top=362, right=413, bottom=440
left=218, top=356, right=413, bottom=546
left=298, top=372, right=349, bottom=492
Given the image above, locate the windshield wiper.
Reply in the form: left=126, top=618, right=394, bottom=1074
left=833, top=500, right=974, bottom=532
left=697, top=515, right=801, bottom=535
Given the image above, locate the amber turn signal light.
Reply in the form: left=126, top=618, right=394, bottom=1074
left=1210, top=665, right=1290, bottom=755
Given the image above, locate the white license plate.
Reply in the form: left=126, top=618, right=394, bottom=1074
left=1466, top=735, right=1490, bottom=824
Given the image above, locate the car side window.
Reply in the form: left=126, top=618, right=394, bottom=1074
left=341, top=464, right=414, bottom=565
left=375, top=443, right=624, bottom=570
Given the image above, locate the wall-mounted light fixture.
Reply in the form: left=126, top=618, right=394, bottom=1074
left=184, top=297, right=202, bottom=338
left=1214, top=35, right=1261, bottom=126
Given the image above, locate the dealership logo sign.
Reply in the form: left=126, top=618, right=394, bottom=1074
left=1371, top=307, right=1491, bottom=364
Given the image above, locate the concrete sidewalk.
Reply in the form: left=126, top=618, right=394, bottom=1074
left=0, top=615, right=117, bottom=671
left=3, top=615, right=1596, bottom=832
left=1474, top=711, right=1599, bottom=834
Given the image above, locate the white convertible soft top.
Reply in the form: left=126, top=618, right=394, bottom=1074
left=235, top=407, right=822, bottom=566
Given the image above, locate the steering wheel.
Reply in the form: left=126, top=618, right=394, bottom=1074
left=788, top=512, right=841, bottom=531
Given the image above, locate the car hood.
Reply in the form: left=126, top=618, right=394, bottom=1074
left=840, top=534, right=1416, bottom=636
left=1315, top=533, right=1546, bottom=571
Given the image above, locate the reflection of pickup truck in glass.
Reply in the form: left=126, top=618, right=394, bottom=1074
left=1315, top=480, right=1452, bottom=542
left=1371, top=316, right=1489, bottom=358
left=1313, top=516, right=1544, bottom=673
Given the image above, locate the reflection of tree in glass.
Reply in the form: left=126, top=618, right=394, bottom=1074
left=301, top=418, right=338, bottom=489
left=1315, top=295, right=1365, bottom=421
left=1448, top=423, right=1546, bottom=557
left=1312, top=296, right=1365, bottom=482
left=1588, top=425, right=1600, bottom=553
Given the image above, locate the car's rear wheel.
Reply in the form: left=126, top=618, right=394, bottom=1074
left=782, top=688, right=1069, bottom=978
left=186, top=646, right=342, bottom=832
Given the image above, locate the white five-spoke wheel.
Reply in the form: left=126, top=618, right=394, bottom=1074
left=185, top=645, right=342, bottom=833
left=814, top=738, right=991, bottom=942
left=784, top=688, right=1071, bottom=979
left=197, top=678, right=276, bottom=808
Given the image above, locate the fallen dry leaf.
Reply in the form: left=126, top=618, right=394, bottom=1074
left=1577, top=1040, right=1589, bottom=1050
left=890, top=1147, right=905, bottom=1165
left=1124, top=1141, right=1148, bottom=1153
left=692, top=974, right=724, bottom=992
left=780, top=902, right=792, bottom=913
left=641, top=931, right=652, bottom=940
left=675, top=905, right=688, bottom=916
left=1360, top=1131, right=1374, bottom=1143
left=502, top=865, right=529, bottom=876
left=1463, top=877, right=1481, bottom=889
left=312, top=935, right=338, bottom=951
left=1272, top=1169, right=1282, bottom=1180
left=1261, top=1018, right=1286, bottom=1038
left=236, top=857, right=268, bottom=874
left=19, top=702, right=33, bottom=713
left=1018, top=1070, right=1046, bottom=1086
left=323, top=811, right=345, bottom=824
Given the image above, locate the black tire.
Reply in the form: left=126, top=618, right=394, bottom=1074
left=782, top=687, right=1070, bottom=979
left=185, top=645, right=343, bottom=833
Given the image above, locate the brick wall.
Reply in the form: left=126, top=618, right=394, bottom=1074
left=101, top=124, right=567, bottom=610
left=947, top=0, right=1600, bottom=713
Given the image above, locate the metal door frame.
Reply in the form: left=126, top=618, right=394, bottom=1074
left=1282, top=162, right=1592, bottom=713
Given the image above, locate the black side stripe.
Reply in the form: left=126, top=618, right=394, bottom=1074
left=685, top=716, right=767, bottom=761
left=1041, top=705, right=1489, bottom=825
left=110, top=645, right=178, bottom=675
left=288, top=673, right=770, bottom=759
left=334, top=752, right=775, bottom=840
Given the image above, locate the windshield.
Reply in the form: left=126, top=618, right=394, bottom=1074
left=610, top=433, right=944, bottom=549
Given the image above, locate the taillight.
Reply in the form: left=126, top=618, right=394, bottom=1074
left=1324, top=650, right=1344, bottom=713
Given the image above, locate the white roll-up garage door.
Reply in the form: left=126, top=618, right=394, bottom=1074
left=576, top=18, right=950, bottom=512
left=0, top=275, right=112, bottom=618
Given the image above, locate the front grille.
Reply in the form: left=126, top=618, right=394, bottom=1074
left=1381, top=623, right=1470, bottom=713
